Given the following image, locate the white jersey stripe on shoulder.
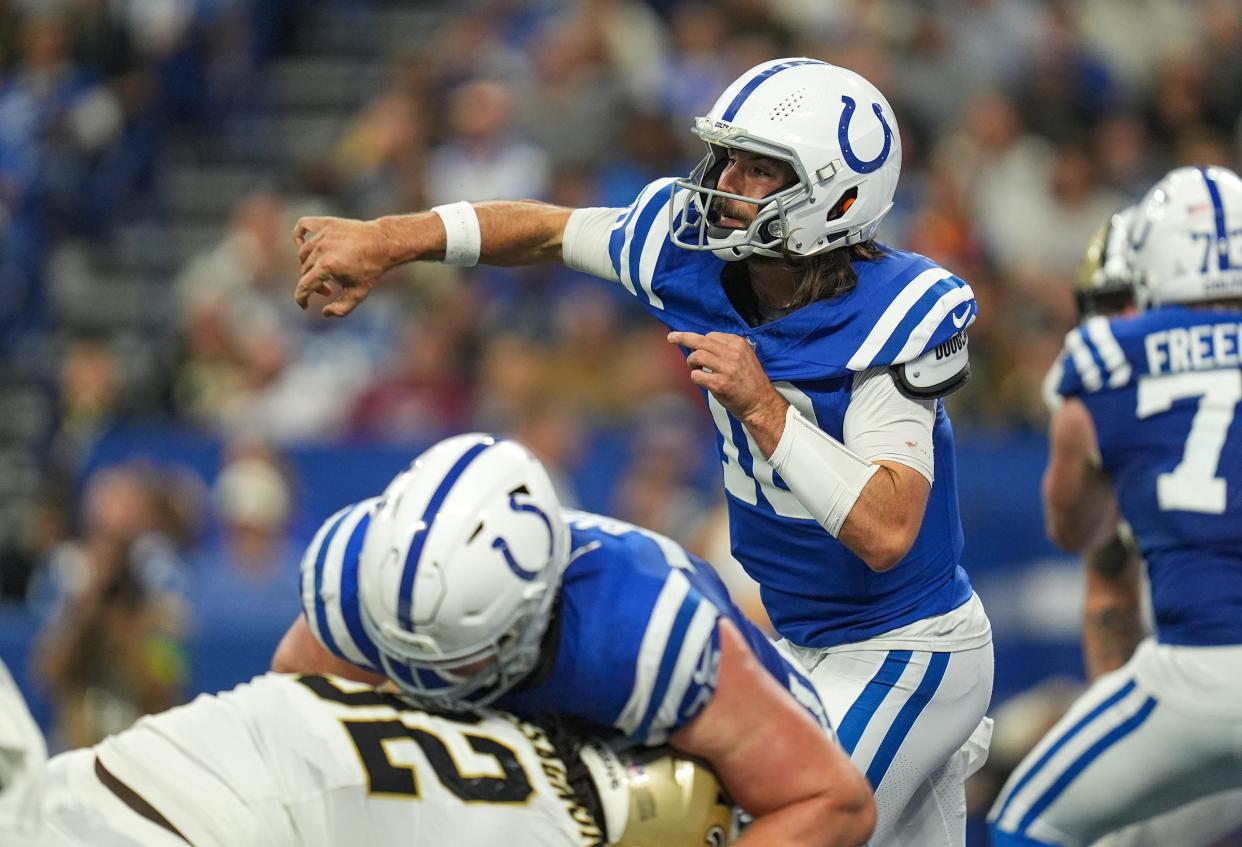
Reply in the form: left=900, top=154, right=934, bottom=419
left=893, top=283, right=975, bottom=363
left=1084, top=316, right=1132, bottom=388
left=635, top=188, right=687, bottom=311
left=319, top=505, right=373, bottom=668
left=1064, top=328, right=1103, bottom=392
left=618, top=181, right=670, bottom=298
left=647, top=601, right=720, bottom=743
left=617, top=570, right=692, bottom=735
left=847, top=267, right=953, bottom=371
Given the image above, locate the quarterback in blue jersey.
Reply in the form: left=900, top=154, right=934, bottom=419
left=290, top=59, right=992, bottom=846
left=990, top=167, right=1242, bottom=847
left=274, top=433, right=875, bottom=847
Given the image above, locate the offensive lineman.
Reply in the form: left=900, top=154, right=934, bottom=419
left=275, top=433, right=876, bottom=847
left=290, top=59, right=993, bottom=846
left=989, top=166, right=1242, bottom=845
left=0, top=663, right=739, bottom=847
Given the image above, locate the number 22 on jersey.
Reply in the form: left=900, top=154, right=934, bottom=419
left=297, top=675, right=533, bottom=803
left=1137, top=369, right=1242, bottom=514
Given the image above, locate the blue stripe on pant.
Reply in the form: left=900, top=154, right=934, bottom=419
left=989, top=677, right=1159, bottom=846
left=836, top=650, right=952, bottom=790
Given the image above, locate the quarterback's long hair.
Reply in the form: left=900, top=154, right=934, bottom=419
left=784, top=240, right=884, bottom=308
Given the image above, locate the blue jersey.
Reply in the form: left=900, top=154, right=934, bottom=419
left=302, top=503, right=829, bottom=745
left=1055, top=308, right=1242, bottom=646
left=595, top=178, right=976, bottom=647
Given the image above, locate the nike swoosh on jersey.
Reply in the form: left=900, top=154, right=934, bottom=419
left=952, top=307, right=971, bottom=328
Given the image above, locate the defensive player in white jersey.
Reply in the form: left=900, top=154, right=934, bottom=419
left=0, top=664, right=740, bottom=847
left=275, top=433, right=876, bottom=847
left=989, top=167, right=1242, bottom=846
left=289, top=59, right=992, bottom=846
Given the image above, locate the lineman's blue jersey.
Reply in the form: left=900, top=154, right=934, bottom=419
left=301, top=503, right=830, bottom=745
left=591, top=178, right=976, bottom=647
left=1055, top=307, right=1242, bottom=645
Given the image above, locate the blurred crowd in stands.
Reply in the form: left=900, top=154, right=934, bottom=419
left=0, top=0, right=1240, bottom=767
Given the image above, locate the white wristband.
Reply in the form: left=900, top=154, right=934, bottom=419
left=768, top=405, right=878, bottom=537
left=430, top=201, right=481, bottom=267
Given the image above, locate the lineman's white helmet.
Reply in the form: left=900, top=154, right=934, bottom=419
left=357, top=434, right=570, bottom=706
left=670, top=58, right=901, bottom=261
left=1130, top=165, right=1242, bottom=309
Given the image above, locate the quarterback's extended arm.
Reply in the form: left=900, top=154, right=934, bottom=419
left=292, top=201, right=574, bottom=316
left=671, top=618, right=875, bottom=847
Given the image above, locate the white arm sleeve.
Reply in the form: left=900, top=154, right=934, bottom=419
left=563, top=206, right=624, bottom=282
left=843, top=367, right=937, bottom=484
left=766, top=405, right=879, bottom=537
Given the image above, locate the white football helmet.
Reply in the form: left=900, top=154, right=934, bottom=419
left=357, top=434, right=570, bottom=706
left=1130, top=165, right=1242, bottom=309
left=669, top=58, right=901, bottom=261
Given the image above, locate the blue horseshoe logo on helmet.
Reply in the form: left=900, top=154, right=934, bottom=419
left=838, top=95, right=893, bottom=174
left=491, top=495, right=554, bottom=581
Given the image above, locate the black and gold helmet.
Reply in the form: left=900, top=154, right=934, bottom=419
left=1075, top=207, right=1137, bottom=319
left=580, top=741, right=735, bottom=847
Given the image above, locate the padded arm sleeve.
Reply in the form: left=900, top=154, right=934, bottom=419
left=766, top=405, right=880, bottom=537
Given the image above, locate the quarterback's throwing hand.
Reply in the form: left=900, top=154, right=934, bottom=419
left=668, top=330, right=789, bottom=454
left=292, top=216, right=393, bottom=317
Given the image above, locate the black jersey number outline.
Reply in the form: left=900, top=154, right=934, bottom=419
left=297, top=675, right=533, bottom=804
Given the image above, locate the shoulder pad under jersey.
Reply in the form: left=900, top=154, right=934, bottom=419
left=891, top=330, right=970, bottom=399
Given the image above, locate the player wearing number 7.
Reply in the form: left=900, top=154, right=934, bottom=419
left=989, top=166, right=1242, bottom=846
left=291, top=59, right=993, bottom=846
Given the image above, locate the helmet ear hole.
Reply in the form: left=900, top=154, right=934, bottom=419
left=826, top=187, right=858, bottom=222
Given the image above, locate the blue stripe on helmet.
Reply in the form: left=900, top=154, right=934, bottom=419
left=720, top=59, right=825, bottom=122
left=312, top=506, right=355, bottom=662
left=397, top=440, right=495, bottom=631
left=1199, top=167, right=1231, bottom=270
left=338, top=511, right=382, bottom=669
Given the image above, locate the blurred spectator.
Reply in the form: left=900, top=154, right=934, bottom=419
left=509, top=394, right=585, bottom=509
left=173, top=192, right=396, bottom=441
left=190, top=445, right=300, bottom=630
left=55, top=336, right=124, bottom=459
left=328, top=59, right=431, bottom=217
left=348, top=312, right=475, bottom=441
left=1091, top=112, right=1162, bottom=196
left=174, top=191, right=293, bottom=314
left=657, top=2, right=732, bottom=122
left=513, top=17, right=627, bottom=170
left=426, top=79, right=550, bottom=205
left=611, top=394, right=713, bottom=546
left=31, top=464, right=191, bottom=749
